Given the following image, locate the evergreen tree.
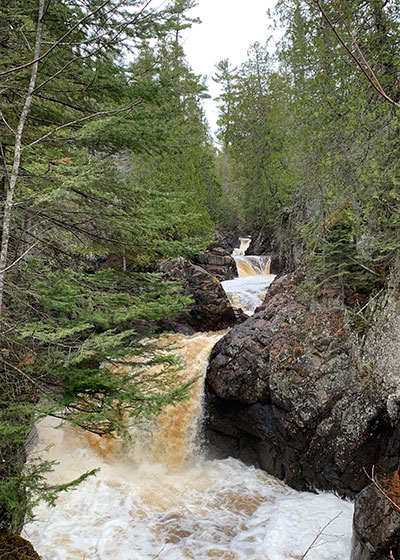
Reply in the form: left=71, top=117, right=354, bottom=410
left=0, top=0, right=217, bottom=533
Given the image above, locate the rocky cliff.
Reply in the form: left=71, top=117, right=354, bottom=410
left=205, top=270, right=400, bottom=556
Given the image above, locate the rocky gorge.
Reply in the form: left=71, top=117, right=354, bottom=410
left=157, top=232, right=400, bottom=559
left=14, top=233, right=400, bottom=559
left=200, top=237, right=400, bottom=560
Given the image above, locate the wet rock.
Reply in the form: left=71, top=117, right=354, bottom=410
left=205, top=272, right=397, bottom=497
left=194, top=240, right=238, bottom=283
left=194, top=249, right=237, bottom=281
left=192, top=231, right=242, bottom=281
left=247, top=230, right=302, bottom=274
left=351, top=479, right=400, bottom=560
left=158, top=257, right=243, bottom=333
left=0, top=531, right=41, bottom=559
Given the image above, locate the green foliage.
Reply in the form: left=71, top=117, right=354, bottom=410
left=0, top=399, right=96, bottom=532
left=0, top=0, right=217, bottom=535
left=214, top=0, right=400, bottom=297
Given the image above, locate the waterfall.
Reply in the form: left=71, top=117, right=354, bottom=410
left=222, top=238, right=275, bottom=314
left=23, top=245, right=353, bottom=560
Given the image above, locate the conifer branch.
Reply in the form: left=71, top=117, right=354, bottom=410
left=33, top=0, right=155, bottom=94
left=26, top=100, right=143, bottom=148
left=0, top=0, right=115, bottom=77
left=0, top=0, right=46, bottom=315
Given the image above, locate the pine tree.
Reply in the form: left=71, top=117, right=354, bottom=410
left=0, top=0, right=217, bottom=533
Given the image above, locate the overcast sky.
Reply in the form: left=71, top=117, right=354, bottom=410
left=182, top=0, right=279, bottom=136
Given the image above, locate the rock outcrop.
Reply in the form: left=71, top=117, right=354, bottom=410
left=351, top=477, right=400, bottom=559
left=159, top=257, right=243, bottom=333
left=194, top=247, right=237, bottom=281
left=193, top=232, right=239, bottom=281
left=205, top=272, right=399, bottom=498
left=247, top=230, right=303, bottom=274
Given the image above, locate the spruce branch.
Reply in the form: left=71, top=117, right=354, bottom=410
left=26, top=100, right=143, bottom=149
left=0, top=0, right=115, bottom=77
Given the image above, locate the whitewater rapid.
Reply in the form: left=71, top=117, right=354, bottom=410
left=24, top=439, right=352, bottom=560
left=23, top=242, right=354, bottom=559
left=222, top=238, right=276, bottom=314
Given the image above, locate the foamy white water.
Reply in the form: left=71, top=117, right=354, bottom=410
left=222, top=275, right=275, bottom=315
left=222, top=238, right=276, bottom=314
left=24, top=424, right=353, bottom=560
left=23, top=324, right=353, bottom=560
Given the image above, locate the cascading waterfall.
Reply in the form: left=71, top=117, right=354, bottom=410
left=222, top=238, right=276, bottom=315
left=23, top=243, right=353, bottom=560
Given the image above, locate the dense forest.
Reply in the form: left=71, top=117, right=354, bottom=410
left=1, top=0, right=400, bottom=550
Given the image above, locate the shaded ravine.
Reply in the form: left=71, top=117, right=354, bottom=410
left=23, top=242, right=353, bottom=560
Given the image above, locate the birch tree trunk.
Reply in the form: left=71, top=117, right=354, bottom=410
left=0, top=0, right=45, bottom=315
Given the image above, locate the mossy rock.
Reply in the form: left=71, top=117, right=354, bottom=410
left=0, top=531, right=41, bottom=559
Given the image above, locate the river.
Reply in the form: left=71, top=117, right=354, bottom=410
left=23, top=240, right=353, bottom=559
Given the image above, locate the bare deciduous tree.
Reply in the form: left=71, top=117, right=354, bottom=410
left=311, top=0, right=400, bottom=110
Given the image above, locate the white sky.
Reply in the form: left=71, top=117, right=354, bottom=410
left=182, top=0, right=279, bottom=136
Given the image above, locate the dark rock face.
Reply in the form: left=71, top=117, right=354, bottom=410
left=205, top=273, right=396, bottom=497
left=247, top=231, right=302, bottom=274
left=193, top=231, right=239, bottom=281
left=159, top=257, right=243, bottom=333
left=194, top=247, right=237, bottom=281
left=0, top=531, right=41, bottom=559
left=351, top=479, right=400, bottom=560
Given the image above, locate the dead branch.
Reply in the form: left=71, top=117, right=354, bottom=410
left=363, top=465, right=400, bottom=513
left=300, top=512, right=342, bottom=559
left=311, top=0, right=400, bottom=110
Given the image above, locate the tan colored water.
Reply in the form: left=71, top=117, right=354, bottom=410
left=150, top=331, right=227, bottom=469
left=223, top=239, right=275, bottom=314
left=24, top=264, right=353, bottom=560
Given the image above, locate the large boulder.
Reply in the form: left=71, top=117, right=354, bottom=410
left=205, top=272, right=398, bottom=497
left=194, top=247, right=237, bottom=281
left=159, top=257, right=243, bottom=333
left=193, top=232, right=239, bottom=281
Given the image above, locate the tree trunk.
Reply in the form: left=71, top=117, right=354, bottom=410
left=0, top=0, right=45, bottom=315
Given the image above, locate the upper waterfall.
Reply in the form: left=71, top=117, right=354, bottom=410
left=222, top=237, right=276, bottom=314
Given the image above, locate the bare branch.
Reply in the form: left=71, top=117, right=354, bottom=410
left=0, top=111, right=16, bottom=136
left=3, top=359, right=47, bottom=395
left=0, top=241, right=40, bottom=274
left=363, top=466, right=400, bottom=513
left=300, top=512, right=342, bottom=559
left=311, top=0, right=400, bottom=110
